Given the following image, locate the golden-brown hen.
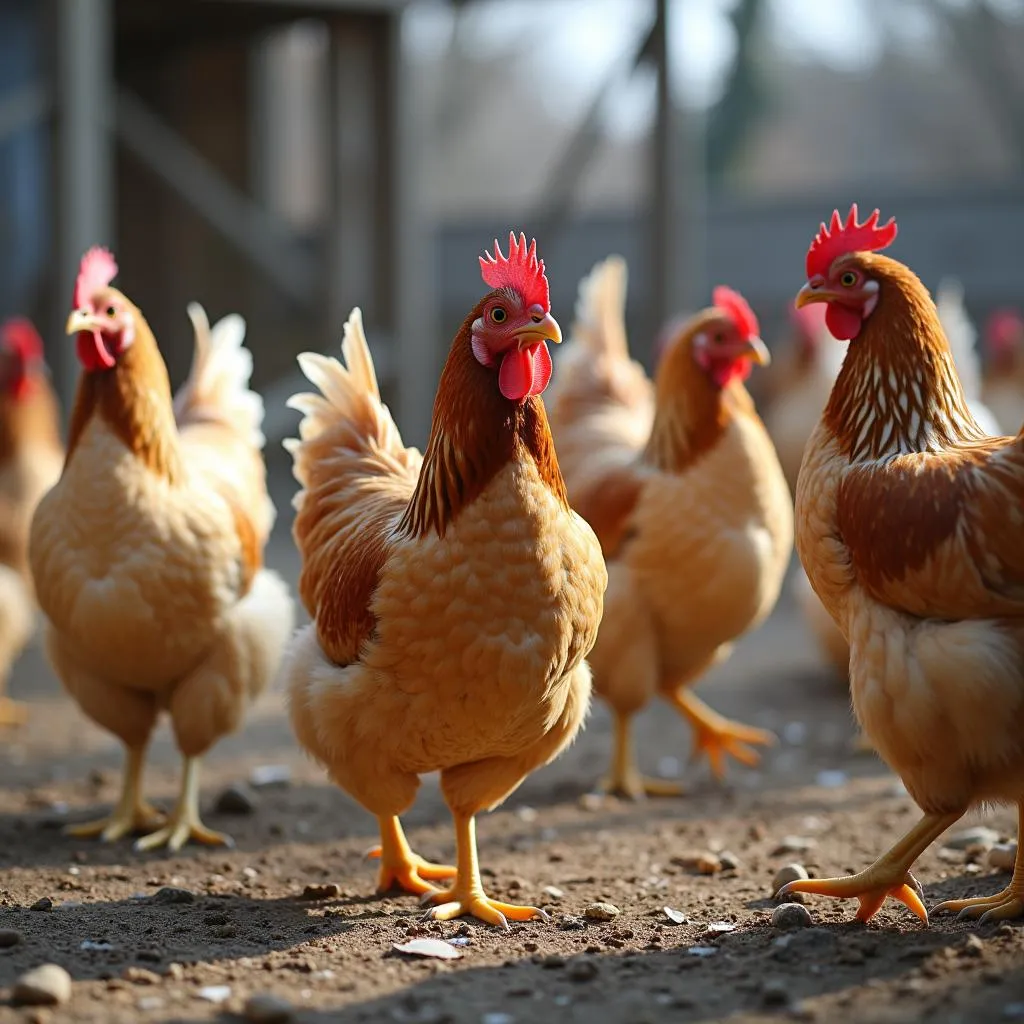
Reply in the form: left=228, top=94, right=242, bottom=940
left=546, top=257, right=793, bottom=798
left=0, top=319, right=63, bottom=726
left=29, top=248, right=294, bottom=851
left=780, top=205, right=1024, bottom=926
left=283, top=235, right=606, bottom=929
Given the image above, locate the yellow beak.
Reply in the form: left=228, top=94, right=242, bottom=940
left=743, top=335, right=771, bottom=366
left=514, top=312, right=562, bottom=350
left=66, top=310, right=99, bottom=335
left=795, top=282, right=842, bottom=309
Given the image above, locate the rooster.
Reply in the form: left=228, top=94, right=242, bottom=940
left=546, top=257, right=792, bottom=798
left=982, top=308, right=1024, bottom=436
left=283, top=234, right=606, bottom=929
left=779, top=205, right=1024, bottom=926
left=29, top=248, right=294, bottom=851
left=0, top=319, right=63, bottom=726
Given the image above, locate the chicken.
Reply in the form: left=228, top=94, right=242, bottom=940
left=29, top=248, right=294, bottom=851
left=283, top=234, right=606, bottom=929
left=0, top=318, right=64, bottom=726
left=546, top=257, right=792, bottom=798
left=981, top=308, right=1024, bottom=435
left=779, top=204, right=1024, bottom=926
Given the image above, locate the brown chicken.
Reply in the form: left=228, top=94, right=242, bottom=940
left=29, top=248, right=294, bottom=851
left=0, top=319, right=63, bottom=726
left=780, top=205, right=1024, bottom=925
left=284, top=234, right=606, bottom=928
left=981, top=308, right=1024, bottom=436
left=546, top=257, right=793, bottom=798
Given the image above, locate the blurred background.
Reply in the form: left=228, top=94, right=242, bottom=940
left=1, top=0, right=1023, bottom=448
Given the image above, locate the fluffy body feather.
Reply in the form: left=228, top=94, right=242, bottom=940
left=284, top=303, right=605, bottom=925
left=547, top=257, right=792, bottom=795
left=30, top=290, right=293, bottom=849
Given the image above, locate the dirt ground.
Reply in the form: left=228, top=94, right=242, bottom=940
left=2, top=480, right=1024, bottom=1023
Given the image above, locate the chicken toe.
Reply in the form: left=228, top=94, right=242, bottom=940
left=370, top=816, right=456, bottom=896
left=134, top=756, right=233, bottom=853
left=671, top=690, right=775, bottom=781
left=598, top=710, right=684, bottom=799
left=66, top=745, right=165, bottom=841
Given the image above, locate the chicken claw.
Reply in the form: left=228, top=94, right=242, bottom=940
left=370, top=817, right=457, bottom=896
left=779, top=869, right=927, bottom=924
left=422, top=888, right=548, bottom=931
left=0, top=697, right=27, bottom=727
left=133, top=755, right=233, bottom=853
left=935, top=822, right=1024, bottom=924
left=671, top=691, right=775, bottom=781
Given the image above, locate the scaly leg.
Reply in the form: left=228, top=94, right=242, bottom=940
left=669, top=690, right=776, bottom=781
left=66, top=745, right=166, bottom=841
left=0, top=696, right=27, bottom=727
left=368, top=816, right=456, bottom=896
left=778, top=811, right=962, bottom=923
left=422, top=814, right=549, bottom=930
left=598, top=710, right=684, bottom=799
left=935, top=804, right=1024, bottom=923
left=134, top=756, right=232, bottom=853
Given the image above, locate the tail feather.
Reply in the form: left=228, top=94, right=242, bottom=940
left=571, top=255, right=629, bottom=361
left=174, top=303, right=265, bottom=449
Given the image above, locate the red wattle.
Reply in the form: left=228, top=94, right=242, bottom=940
left=498, top=343, right=553, bottom=401
left=526, top=342, right=552, bottom=397
left=76, top=331, right=116, bottom=372
left=825, top=303, right=863, bottom=341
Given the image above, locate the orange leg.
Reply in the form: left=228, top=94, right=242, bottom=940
left=935, top=804, right=1024, bottom=924
left=778, top=811, right=961, bottom=924
left=669, top=690, right=776, bottom=781
left=422, top=814, right=548, bottom=930
left=370, top=816, right=456, bottom=897
left=598, top=710, right=684, bottom=799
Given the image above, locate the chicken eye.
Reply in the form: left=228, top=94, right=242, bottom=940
left=840, top=271, right=858, bottom=288
left=106, top=306, right=116, bottom=317
left=490, top=306, right=507, bottom=324
left=713, top=331, right=725, bottom=343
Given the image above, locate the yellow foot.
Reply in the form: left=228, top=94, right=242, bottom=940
left=597, top=767, right=684, bottom=801
left=778, top=870, right=927, bottom=924
left=934, top=888, right=1024, bottom=924
left=421, top=886, right=549, bottom=931
left=689, top=716, right=776, bottom=781
left=0, top=697, right=27, bottom=727
left=367, top=845, right=457, bottom=897
left=134, top=814, right=234, bottom=853
left=65, top=802, right=166, bottom=843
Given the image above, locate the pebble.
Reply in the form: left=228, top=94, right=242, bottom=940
left=761, top=978, right=790, bottom=1007
left=299, top=883, right=341, bottom=901
left=542, top=886, right=564, bottom=899
left=962, top=934, right=985, bottom=957
left=122, top=967, right=162, bottom=985
left=772, top=903, right=812, bottom=930
left=990, top=843, right=1017, bottom=872
left=12, top=964, right=73, bottom=1006
left=772, top=863, right=809, bottom=896
left=557, top=915, right=586, bottom=931
left=584, top=902, right=620, bottom=922
left=771, top=836, right=817, bottom=856
left=671, top=851, right=721, bottom=875
left=663, top=907, right=688, bottom=925
left=0, top=929, right=22, bottom=947
left=566, top=958, right=599, bottom=982
left=214, top=784, right=257, bottom=815
left=244, top=993, right=295, bottom=1023
left=198, top=985, right=233, bottom=1003
left=29, top=897, right=54, bottom=912
left=945, top=826, right=1000, bottom=850
left=152, top=886, right=195, bottom=905
left=718, top=851, right=741, bottom=871
left=250, top=764, right=291, bottom=788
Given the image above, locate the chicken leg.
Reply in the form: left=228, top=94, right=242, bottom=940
left=935, top=805, right=1024, bottom=923
left=66, top=745, right=166, bottom=841
left=669, top=690, right=776, bottom=781
left=369, top=815, right=456, bottom=896
left=598, top=710, right=685, bottom=799
left=777, top=811, right=961, bottom=923
left=134, top=756, right=231, bottom=852
left=422, top=814, right=548, bottom=930
left=0, top=696, right=27, bottom=727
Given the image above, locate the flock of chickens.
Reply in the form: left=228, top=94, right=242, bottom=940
left=0, top=206, right=1023, bottom=933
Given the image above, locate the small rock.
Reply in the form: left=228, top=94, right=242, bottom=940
left=249, top=764, right=291, bottom=788
left=393, top=938, right=462, bottom=960
left=772, top=903, right=812, bottom=930
left=989, top=843, right=1017, bottom=872
left=671, top=851, right=721, bottom=875
left=772, top=863, right=809, bottom=895
left=558, top=915, right=586, bottom=931
left=0, top=929, right=22, bottom=947
left=244, top=993, right=294, bottom=1023
left=578, top=793, right=603, bottom=812
left=771, top=836, right=817, bottom=856
left=298, top=883, right=341, bottom=901
left=515, top=806, right=538, bottom=823
left=663, top=907, right=688, bottom=925
left=138, top=996, right=165, bottom=1011
left=152, top=886, right=195, bottom=905
left=761, top=978, right=790, bottom=1007
left=702, top=921, right=736, bottom=939
left=29, top=897, right=54, bottom=912
left=945, top=826, right=1000, bottom=851
left=198, top=985, right=233, bottom=1003
left=718, top=851, right=741, bottom=871
left=566, top=958, right=599, bottom=982
left=122, top=967, right=161, bottom=985
left=542, top=885, right=564, bottom=899
left=962, top=934, right=985, bottom=957
left=214, top=784, right=257, bottom=815
left=584, top=902, right=620, bottom=922
left=12, top=964, right=73, bottom=1006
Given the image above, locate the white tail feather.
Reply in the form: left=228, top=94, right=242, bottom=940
left=571, top=255, right=629, bottom=361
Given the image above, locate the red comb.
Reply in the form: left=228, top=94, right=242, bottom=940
left=986, top=309, right=1024, bottom=353
left=73, top=246, right=118, bottom=309
left=479, top=232, right=549, bottom=312
left=712, top=285, right=760, bottom=340
left=806, top=205, right=897, bottom=280
left=1, top=318, right=43, bottom=362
